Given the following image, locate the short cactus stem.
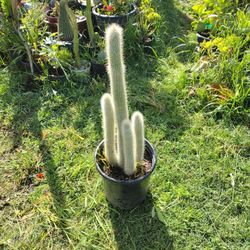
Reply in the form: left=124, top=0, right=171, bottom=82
left=131, top=111, right=145, bottom=163
left=67, top=6, right=80, bottom=68
left=101, top=93, right=118, bottom=166
left=58, top=0, right=74, bottom=41
left=122, top=120, right=136, bottom=176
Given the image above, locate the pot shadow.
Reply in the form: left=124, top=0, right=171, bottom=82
left=3, top=72, right=69, bottom=232
left=108, top=194, right=173, bottom=250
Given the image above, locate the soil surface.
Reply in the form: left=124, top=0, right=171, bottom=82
left=97, top=147, right=152, bottom=181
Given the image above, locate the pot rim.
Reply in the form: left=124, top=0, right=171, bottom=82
left=92, top=3, right=137, bottom=19
left=196, top=32, right=210, bottom=40
left=95, top=139, right=157, bottom=184
left=45, top=10, right=86, bottom=22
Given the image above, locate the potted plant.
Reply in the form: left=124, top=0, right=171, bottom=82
left=138, top=0, right=161, bottom=53
left=68, top=6, right=91, bottom=82
left=45, top=1, right=59, bottom=33
left=40, top=6, right=90, bottom=81
left=45, top=0, right=87, bottom=35
left=92, top=0, right=138, bottom=32
left=95, top=24, right=156, bottom=209
left=90, top=48, right=107, bottom=77
left=196, top=22, right=212, bottom=44
left=1, top=0, right=34, bottom=74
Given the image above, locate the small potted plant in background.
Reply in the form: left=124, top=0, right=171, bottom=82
left=138, top=0, right=161, bottom=53
left=1, top=0, right=34, bottom=75
left=68, top=3, right=90, bottom=82
left=95, top=24, right=156, bottom=209
left=92, top=0, right=138, bottom=33
left=45, top=0, right=87, bottom=35
left=40, top=3, right=90, bottom=81
left=90, top=48, right=107, bottom=77
left=196, top=22, right=213, bottom=44
left=85, top=0, right=107, bottom=77
left=191, top=4, right=218, bottom=46
left=45, top=0, right=59, bottom=33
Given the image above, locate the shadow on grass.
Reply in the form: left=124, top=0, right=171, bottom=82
left=4, top=72, right=69, bottom=233
left=127, top=72, right=188, bottom=141
left=108, top=194, right=173, bottom=250
left=153, top=0, right=193, bottom=62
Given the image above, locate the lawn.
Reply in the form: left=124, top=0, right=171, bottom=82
left=0, top=0, right=249, bottom=249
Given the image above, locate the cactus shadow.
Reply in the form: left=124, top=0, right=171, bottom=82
left=2, top=72, right=70, bottom=233
left=108, top=193, right=173, bottom=250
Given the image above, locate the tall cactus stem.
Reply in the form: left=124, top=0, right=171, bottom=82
left=101, top=93, right=118, bottom=166
left=58, top=0, right=74, bottom=41
left=67, top=6, right=80, bottom=68
left=131, top=111, right=145, bottom=163
left=105, top=24, right=129, bottom=167
left=122, top=120, right=136, bottom=176
left=85, top=0, right=95, bottom=45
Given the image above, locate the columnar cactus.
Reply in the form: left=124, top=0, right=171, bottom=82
left=67, top=6, right=80, bottom=68
left=85, top=0, right=95, bottom=44
left=100, top=24, right=145, bottom=176
left=58, top=0, right=74, bottom=41
left=106, top=24, right=129, bottom=168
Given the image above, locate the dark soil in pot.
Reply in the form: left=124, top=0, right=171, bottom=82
left=95, top=139, right=157, bottom=209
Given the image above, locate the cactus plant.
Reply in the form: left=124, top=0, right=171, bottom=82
left=58, top=0, right=74, bottom=41
left=85, top=0, right=95, bottom=44
left=100, top=24, right=145, bottom=176
left=131, top=111, right=145, bottom=163
left=67, top=5, right=80, bottom=68
left=101, top=93, right=118, bottom=166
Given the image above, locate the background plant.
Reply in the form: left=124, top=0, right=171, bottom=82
left=0, top=0, right=34, bottom=73
left=190, top=0, right=250, bottom=118
left=99, top=0, right=134, bottom=15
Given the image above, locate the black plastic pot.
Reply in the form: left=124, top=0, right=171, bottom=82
left=48, top=67, right=66, bottom=81
left=95, top=139, right=156, bottom=209
left=92, top=4, right=138, bottom=33
left=90, top=61, right=106, bottom=77
left=20, top=59, right=43, bottom=75
left=197, top=30, right=210, bottom=44
left=45, top=10, right=58, bottom=33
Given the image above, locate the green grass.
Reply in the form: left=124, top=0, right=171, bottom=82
left=0, top=0, right=250, bottom=249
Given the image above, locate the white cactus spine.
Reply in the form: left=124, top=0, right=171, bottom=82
left=101, top=93, right=118, bottom=166
left=122, top=120, right=136, bottom=176
left=101, top=24, right=145, bottom=176
left=105, top=24, right=128, bottom=167
left=131, top=111, right=145, bottom=163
